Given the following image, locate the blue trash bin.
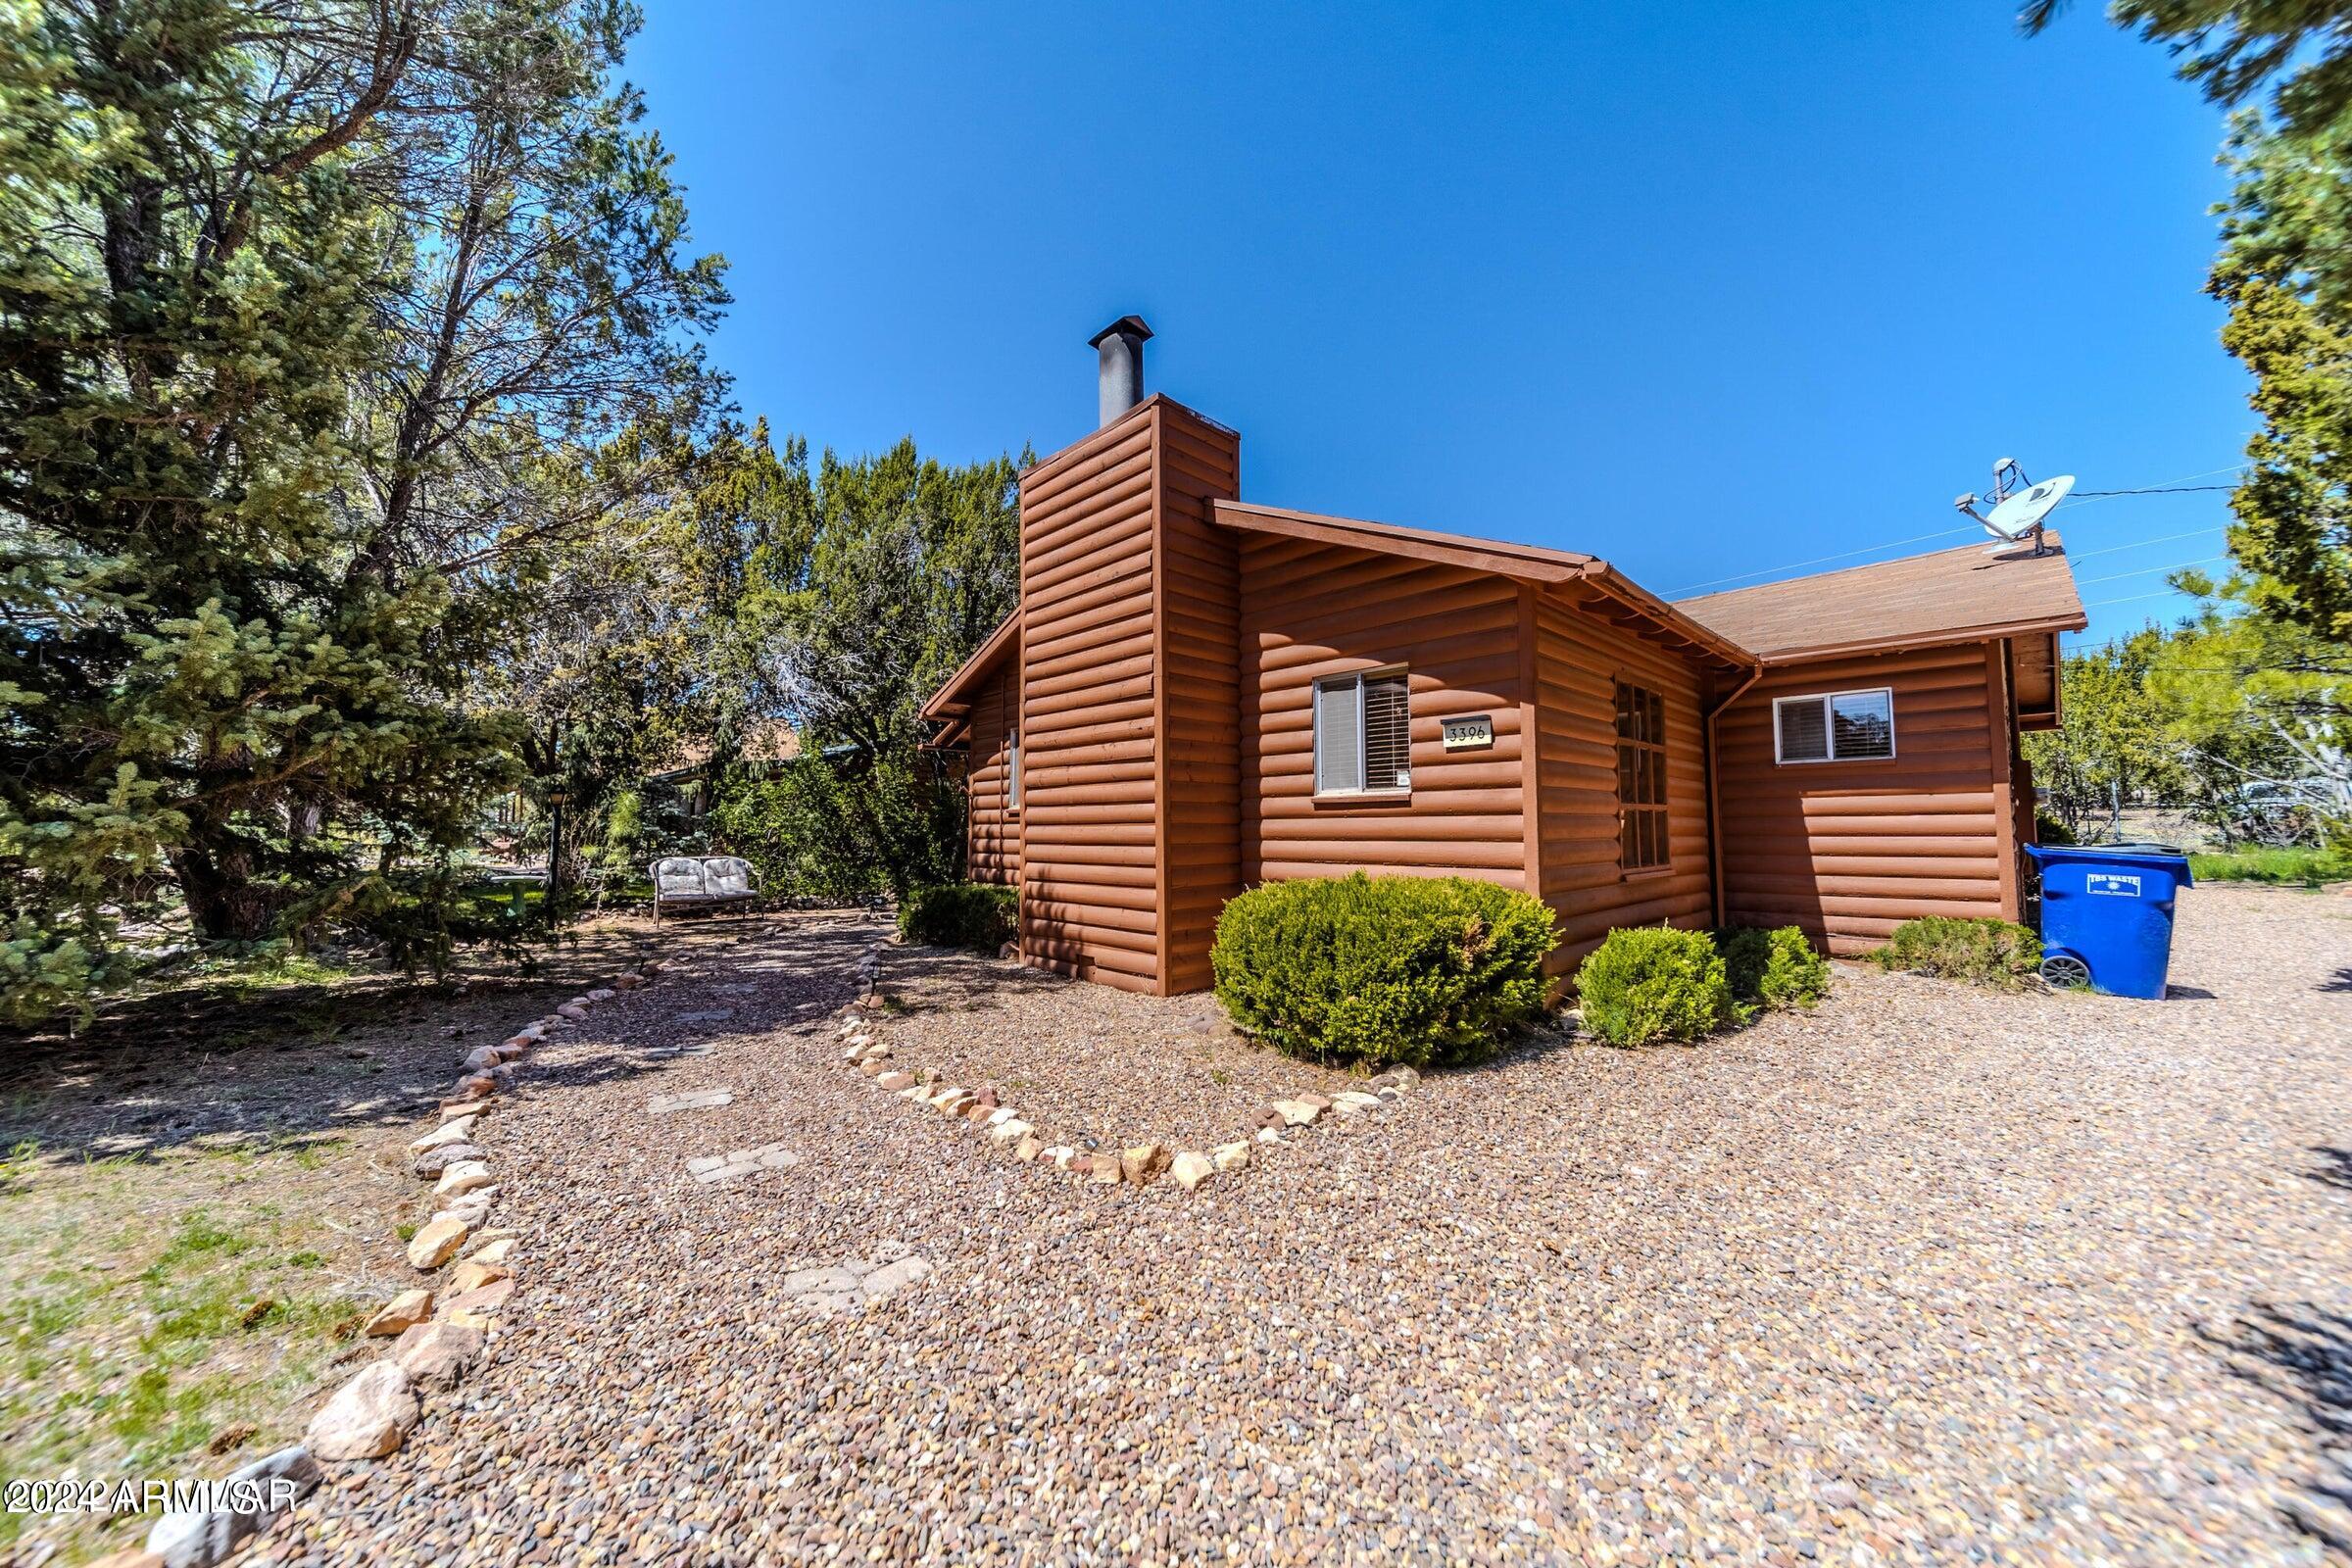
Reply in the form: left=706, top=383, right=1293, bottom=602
left=2023, top=842, right=2194, bottom=1000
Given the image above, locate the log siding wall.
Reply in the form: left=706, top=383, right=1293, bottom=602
left=1152, top=409, right=1244, bottom=993
left=1531, top=593, right=1714, bottom=970
left=1018, top=413, right=1162, bottom=990
left=1712, top=641, right=2019, bottom=954
left=963, top=663, right=1020, bottom=887
left=1238, top=538, right=1533, bottom=890
left=1013, top=397, right=1241, bottom=995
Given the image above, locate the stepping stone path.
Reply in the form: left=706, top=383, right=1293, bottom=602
left=776, top=1241, right=932, bottom=1314
left=649, top=1089, right=734, bottom=1114
left=687, top=1141, right=802, bottom=1185
left=671, top=1009, right=736, bottom=1025
left=643, top=1041, right=716, bottom=1061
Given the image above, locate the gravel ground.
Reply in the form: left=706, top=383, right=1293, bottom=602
left=261, top=886, right=2352, bottom=1567
left=868, top=946, right=1362, bottom=1151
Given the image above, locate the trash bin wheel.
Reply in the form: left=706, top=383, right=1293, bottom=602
left=2040, top=952, right=2092, bottom=990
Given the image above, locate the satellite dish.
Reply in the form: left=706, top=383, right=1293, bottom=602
left=1982, top=473, right=2072, bottom=539
left=1954, top=459, right=2071, bottom=555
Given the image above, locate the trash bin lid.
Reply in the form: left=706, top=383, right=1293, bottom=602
left=2026, top=841, right=2190, bottom=862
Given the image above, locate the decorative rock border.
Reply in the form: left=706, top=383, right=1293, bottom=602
left=124, top=959, right=668, bottom=1568
left=829, top=1000, right=1419, bottom=1195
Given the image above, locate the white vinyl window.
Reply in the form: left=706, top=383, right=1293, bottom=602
left=1005, top=724, right=1021, bottom=812
left=1774, top=687, right=1895, bottom=763
left=1314, top=670, right=1410, bottom=795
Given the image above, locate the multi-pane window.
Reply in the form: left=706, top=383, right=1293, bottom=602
left=1773, top=688, right=1895, bottom=763
left=1314, top=670, right=1411, bottom=795
left=1614, top=680, right=1669, bottom=871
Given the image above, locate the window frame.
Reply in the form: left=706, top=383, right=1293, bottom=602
left=1311, top=666, right=1412, bottom=800
left=1771, top=686, right=1897, bottom=765
left=1004, top=722, right=1021, bottom=814
left=1613, top=678, right=1671, bottom=876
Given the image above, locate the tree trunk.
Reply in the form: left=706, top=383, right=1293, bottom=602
left=169, top=844, right=278, bottom=942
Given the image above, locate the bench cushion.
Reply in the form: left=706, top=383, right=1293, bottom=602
left=653, top=856, right=757, bottom=904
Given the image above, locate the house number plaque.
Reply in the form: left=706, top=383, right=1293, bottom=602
left=1441, top=714, right=1494, bottom=751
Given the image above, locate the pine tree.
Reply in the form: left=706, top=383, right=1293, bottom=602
left=0, top=0, right=723, bottom=1020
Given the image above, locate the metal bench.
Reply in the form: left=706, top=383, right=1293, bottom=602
left=651, top=856, right=761, bottom=922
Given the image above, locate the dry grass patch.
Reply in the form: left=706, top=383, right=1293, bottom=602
left=0, top=913, right=753, bottom=1564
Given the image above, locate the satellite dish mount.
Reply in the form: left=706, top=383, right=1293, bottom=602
left=1955, top=458, right=2071, bottom=556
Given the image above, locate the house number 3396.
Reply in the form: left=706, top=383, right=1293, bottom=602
left=1441, top=715, right=1494, bottom=751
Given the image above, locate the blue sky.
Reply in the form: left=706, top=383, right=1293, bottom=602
left=626, top=1, right=2248, bottom=651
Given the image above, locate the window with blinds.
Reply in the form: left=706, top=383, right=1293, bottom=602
left=1614, top=680, right=1669, bottom=872
left=1314, top=670, right=1410, bottom=795
left=1773, top=687, right=1895, bottom=763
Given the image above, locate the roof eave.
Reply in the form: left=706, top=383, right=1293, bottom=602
left=920, top=609, right=1021, bottom=721
left=1211, top=500, right=1596, bottom=583
left=1753, top=611, right=2089, bottom=665
left=1570, top=562, right=1759, bottom=669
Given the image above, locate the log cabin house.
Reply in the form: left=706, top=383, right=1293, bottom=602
left=920, top=318, right=2086, bottom=993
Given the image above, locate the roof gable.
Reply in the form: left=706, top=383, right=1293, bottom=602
left=1211, top=501, right=1752, bottom=668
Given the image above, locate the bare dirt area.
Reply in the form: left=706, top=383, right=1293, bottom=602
left=868, top=945, right=1363, bottom=1151
left=0, top=908, right=788, bottom=1566
left=50, top=885, right=2352, bottom=1566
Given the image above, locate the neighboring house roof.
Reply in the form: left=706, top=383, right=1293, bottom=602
left=646, top=719, right=803, bottom=783
left=1673, top=535, right=2087, bottom=663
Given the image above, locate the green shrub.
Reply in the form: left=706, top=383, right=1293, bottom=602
left=1574, top=926, right=1737, bottom=1046
left=598, top=789, right=647, bottom=873
left=898, top=883, right=1018, bottom=952
left=1869, top=916, right=2041, bottom=990
left=1715, top=925, right=1832, bottom=1010
left=1210, top=874, right=1557, bottom=1068
left=2034, top=812, right=2078, bottom=846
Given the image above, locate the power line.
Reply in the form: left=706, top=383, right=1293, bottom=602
left=2076, top=555, right=2229, bottom=587
left=2054, top=463, right=2246, bottom=509
left=1669, top=465, right=2244, bottom=598
left=1664, top=461, right=2246, bottom=600
left=1666, top=526, right=1978, bottom=597
left=2067, top=484, right=2238, bottom=498
left=2083, top=587, right=2194, bottom=609
left=2066, top=525, right=2226, bottom=561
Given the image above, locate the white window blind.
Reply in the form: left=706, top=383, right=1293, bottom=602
left=1315, top=678, right=1362, bottom=793
left=1774, top=688, right=1895, bottom=763
left=1776, top=698, right=1830, bottom=762
left=1314, top=671, right=1410, bottom=794
left=1830, top=690, right=1894, bottom=760
left=1362, top=673, right=1411, bottom=791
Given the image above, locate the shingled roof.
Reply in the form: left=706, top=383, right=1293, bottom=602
left=1674, top=535, right=2086, bottom=663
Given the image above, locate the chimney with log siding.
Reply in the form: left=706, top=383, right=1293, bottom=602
left=1009, top=320, right=1243, bottom=994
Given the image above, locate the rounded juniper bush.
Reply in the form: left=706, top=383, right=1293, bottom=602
left=1575, top=926, right=1737, bottom=1046
left=1715, top=925, right=1832, bottom=1011
left=1210, top=873, right=1558, bottom=1068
